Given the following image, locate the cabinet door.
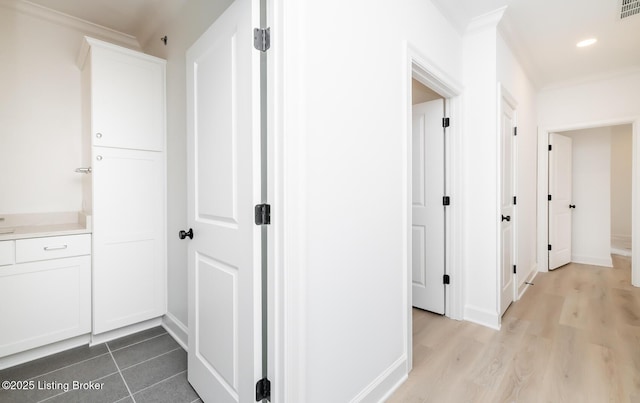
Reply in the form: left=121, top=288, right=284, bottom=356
left=91, top=46, right=165, bottom=151
left=92, top=147, right=166, bottom=334
left=0, top=256, right=91, bottom=357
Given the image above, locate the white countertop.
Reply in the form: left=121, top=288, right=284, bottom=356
left=0, top=212, right=92, bottom=241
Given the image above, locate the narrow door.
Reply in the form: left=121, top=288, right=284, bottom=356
left=500, top=97, right=516, bottom=316
left=186, top=1, right=261, bottom=402
left=549, top=133, right=573, bottom=270
left=411, top=99, right=445, bottom=314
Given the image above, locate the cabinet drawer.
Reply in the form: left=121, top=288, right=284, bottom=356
left=0, top=241, right=14, bottom=266
left=15, top=234, right=91, bottom=263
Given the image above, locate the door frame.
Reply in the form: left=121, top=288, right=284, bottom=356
left=497, top=84, right=518, bottom=314
left=537, top=117, right=640, bottom=287
left=405, top=44, right=463, bottom=371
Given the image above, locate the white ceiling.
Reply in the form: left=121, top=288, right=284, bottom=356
left=20, top=0, right=640, bottom=87
left=433, top=0, right=640, bottom=87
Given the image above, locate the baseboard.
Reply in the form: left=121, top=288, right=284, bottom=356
left=349, top=355, right=407, bottom=403
left=518, top=265, right=538, bottom=299
left=611, top=248, right=632, bottom=257
left=162, top=312, right=188, bottom=351
left=0, top=334, right=91, bottom=370
left=571, top=255, right=613, bottom=268
left=90, top=317, right=163, bottom=346
left=464, top=305, right=500, bottom=330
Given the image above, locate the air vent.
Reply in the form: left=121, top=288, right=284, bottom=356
left=620, top=0, right=640, bottom=19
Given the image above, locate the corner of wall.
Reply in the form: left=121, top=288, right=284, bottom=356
left=162, top=313, right=188, bottom=351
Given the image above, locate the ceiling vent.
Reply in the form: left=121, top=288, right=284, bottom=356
left=620, top=0, right=640, bottom=19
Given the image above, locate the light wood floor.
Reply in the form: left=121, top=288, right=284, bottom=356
left=388, top=255, right=640, bottom=403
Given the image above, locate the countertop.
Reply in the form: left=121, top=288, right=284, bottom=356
left=0, top=212, right=92, bottom=242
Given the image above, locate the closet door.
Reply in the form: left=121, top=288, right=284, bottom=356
left=90, top=43, right=165, bottom=152
left=92, top=147, right=166, bottom=334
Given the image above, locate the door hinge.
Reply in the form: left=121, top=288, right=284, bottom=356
left=513, top=265, right=517, bottom=274
left=443, top=196, right=450, bottom=206
left=548, top=194, right=552, bottom=201
left=442, top=117, right=450, bottom=128
left=548, top=144, right=552, bottom=151
left=548, top=244, right=552, bottom=251
left=443, top=274, right=450, bottom=284
left=255, top=204, right=271, bottom=225
left=253, top=28, right=271, bottom=52
left=256, top=377, right=271, bottom=401
left=513, top=196, right=517, bottom=205
left=514, top=127, right=518, bottom=136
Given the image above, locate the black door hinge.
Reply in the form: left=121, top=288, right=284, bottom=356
left=513, top=265, right=517, bottom=274
left=513, top=196, right=517, bottom=205
left=514, top=127, right=518, bottom=136
left=255, top=204, right=271, bottom=225
left=443, top=274, right=450, bottom=284
left=442, top=117, right=450, bottom=128
left=253, top=28, right=271, bottom=52
left=256, top=377, right=271, bottom=401
left=548, top=244, right=552, bottom=251
left=548, top=194, right=552, bottom=201
left=443, top=196, right=450, bottom=206
left=548, top=144, right=552, bottom=151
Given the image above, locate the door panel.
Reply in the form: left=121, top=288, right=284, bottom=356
left=549, top=133, right=573, bottom=269
left=411, top=99, right=445, bottom=315
left=186, top=1, right=260, bottom=401
left=500, top=97, right=515, bottom=316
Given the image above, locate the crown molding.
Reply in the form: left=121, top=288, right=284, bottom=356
left=0, top=0, right=140, bottom=49
left=466, top=6, right=507, bottom=34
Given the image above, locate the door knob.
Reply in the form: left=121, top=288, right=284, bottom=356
left=179, top=228, right=193, bottom=240
left=501, top=215, right=511, bottom=222
left=569, top=204, right=576, bottom=209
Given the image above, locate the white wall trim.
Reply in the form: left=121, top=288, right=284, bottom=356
left=463, top=304, right=500, bottom=330
left=349, top=355, right=407, bottom=403
left=537, top=117, right=639, bottom=287
left=571, top=255, right=613, bottom=268
left=0, top=334, right=91, bottom=370
left=466, top=6, right=507, bottom=34
left=162, top=313, right=188, bottom=351
left=0, top=0, right=140, bottom=49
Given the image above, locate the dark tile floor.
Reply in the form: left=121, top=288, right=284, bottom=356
left=0, top=327, right=201, bottom=403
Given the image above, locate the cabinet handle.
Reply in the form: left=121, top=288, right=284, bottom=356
left=44, top=245, right=68, bottom=251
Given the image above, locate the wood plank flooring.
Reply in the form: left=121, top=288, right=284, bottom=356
left=388, top=255, right=640, bottom=403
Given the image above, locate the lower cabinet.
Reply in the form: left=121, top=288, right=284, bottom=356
left=0, top=236, right=91, bottom=358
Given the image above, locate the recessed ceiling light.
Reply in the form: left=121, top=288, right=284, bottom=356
left=576, top=38, right=597, bottom=47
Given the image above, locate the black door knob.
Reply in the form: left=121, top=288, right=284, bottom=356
left=501, top=215, right=511, bottom=222
left=179, top=228, right=193, bottom=240
left=569, top=204, right=576, bottom=209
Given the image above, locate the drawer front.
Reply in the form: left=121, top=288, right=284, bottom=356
left=0, top=241, right=14, bottom=266
left=15, top=234, right=91, bottom=263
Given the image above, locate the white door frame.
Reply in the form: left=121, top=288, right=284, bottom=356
left=537, top=117, right=640, bottom=287
left=406, top=44, right=463, bottom=371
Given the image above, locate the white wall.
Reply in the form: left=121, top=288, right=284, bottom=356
left=0, top=3, right=137, bottom=215
left=564, top=128, right=613, bottom=267
left=611, top=124, right=633, bottom=240
left=277, top=0, right=465, bottom=401
left=141, top=0, right=233, bottom=332
left=496, top=31, right=538, bottom=295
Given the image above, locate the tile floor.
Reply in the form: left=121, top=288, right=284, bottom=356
left=0, top=327, right=201, bottom=403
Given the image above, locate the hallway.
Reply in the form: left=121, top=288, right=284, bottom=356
left=390, top=255, right=639, bottom=402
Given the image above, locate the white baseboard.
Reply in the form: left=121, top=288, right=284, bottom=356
left=571, top=255, right=613, bottom=268
left=349, top=355, right=407, bottom=403
left=611, top=248, right=632, bottom=257
left=464, top=305, right=500, bottom=330
left=0, top=334, right=91, bottom=370
left=90, top=317, right=163, bottom=346
left=162, top=313, right=188, bottom=351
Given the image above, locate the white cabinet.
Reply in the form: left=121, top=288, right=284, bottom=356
left=0, top=235, right=91, bottom=357
left=79, top=37, right=165, bottom=152
left=79, top=37, right=167, bottom=335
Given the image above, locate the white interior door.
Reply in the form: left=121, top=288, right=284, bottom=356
left=500, top=97, right=516, bottom=316
left=549, top=133, right=573, bottom=270
left=186, top=1, right=261, bottom=402
left=411, top=99, right=445, bottom=315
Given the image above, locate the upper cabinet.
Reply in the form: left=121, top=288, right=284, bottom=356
left=78, top=37, right=166, bottom=152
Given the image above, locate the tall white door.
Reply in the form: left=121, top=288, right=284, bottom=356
left=549, top=133, right=573, bottom=270
left=411, top=99, right=445, bottom=314
left=186, top=1, right=261, bottom=402
left=500, top=97, right=516, bottom=316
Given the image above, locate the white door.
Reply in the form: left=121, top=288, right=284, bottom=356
left=549, top=133, right=573, bottom=270
left=500, top=97, right=516, bottom=316
left=411, top=99, right=445, bottom=314
left=186, top=1, right=261, bottom=402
